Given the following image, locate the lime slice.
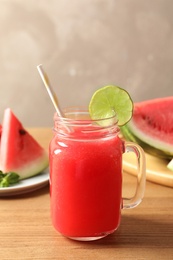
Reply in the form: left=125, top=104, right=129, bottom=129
left=89, top=85, right=133, bottom=126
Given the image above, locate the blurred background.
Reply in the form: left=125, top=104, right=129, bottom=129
left=0, top=0, right=172, bottom=126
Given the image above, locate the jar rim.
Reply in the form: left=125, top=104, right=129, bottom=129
left=54, top=106, right=118, bottom=126
left=53, top=107, right=120, bottom=140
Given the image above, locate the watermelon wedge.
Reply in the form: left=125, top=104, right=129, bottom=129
left=0, top=108, right=49, bottom=179
left=121, top=97, right=173, bottom=159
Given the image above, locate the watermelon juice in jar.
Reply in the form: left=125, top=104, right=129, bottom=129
left=49, top=108, right=146, bottom=241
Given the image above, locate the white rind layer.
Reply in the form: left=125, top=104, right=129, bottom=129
left=128, top=121, right=173, bottom=154
left=0, top=151, right=49, bottom=180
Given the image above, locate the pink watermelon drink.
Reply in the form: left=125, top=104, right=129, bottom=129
left=46, top=85, right=145, bottom=241
left=50, top=109, right=124, bottom=240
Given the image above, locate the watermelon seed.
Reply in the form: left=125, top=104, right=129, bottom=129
left=19, top=129, right=26, bottom=135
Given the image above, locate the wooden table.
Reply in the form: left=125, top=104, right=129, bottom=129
left=0, top=128, right=173, bottom=260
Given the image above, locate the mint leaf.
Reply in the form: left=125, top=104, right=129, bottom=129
left=0, top=172, right=20, bottom=187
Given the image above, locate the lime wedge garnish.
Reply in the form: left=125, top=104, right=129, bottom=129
left=89, top=85, right=133, bottom=126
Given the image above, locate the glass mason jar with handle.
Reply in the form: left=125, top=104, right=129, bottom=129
left=49, top=108, right=146, bottom=241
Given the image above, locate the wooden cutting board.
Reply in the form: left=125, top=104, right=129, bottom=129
left=123, top=151, right=173, bottom=188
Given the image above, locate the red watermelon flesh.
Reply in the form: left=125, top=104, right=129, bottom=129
left=124, top=97, right=173, bottom=156
left=0, top=108, right=48, bottom=179
left=132, top=97, right=173, bottom=143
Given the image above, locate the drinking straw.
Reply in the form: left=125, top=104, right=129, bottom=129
left=37, top=64, right=65, bottom=118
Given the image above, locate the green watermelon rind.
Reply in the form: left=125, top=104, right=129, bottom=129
left=0, top=108, right=49, bottom=180
left=17, top=151, right=49, bottom=180
left=128, top=119, right=173, bottom=153
left=0, top=150, right=49, bottom=180
left=121, top=124, right=173, bottom=160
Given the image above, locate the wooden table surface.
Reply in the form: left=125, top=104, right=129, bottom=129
left=0, top=128, right=173, bottom=260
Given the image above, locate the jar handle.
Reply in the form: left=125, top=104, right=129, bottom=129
left=123, top=142, right=146, bottom=209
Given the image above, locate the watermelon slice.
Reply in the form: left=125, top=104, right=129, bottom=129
left=121, top=97, right=173, bottom=159
left=0, top=108, right=49, bottom=179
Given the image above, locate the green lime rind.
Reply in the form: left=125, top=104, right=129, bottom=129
left=89, top=85, right=133, bottom=126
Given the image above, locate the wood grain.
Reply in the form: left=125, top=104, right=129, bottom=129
left=0, top=128, right=172, bottom=260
